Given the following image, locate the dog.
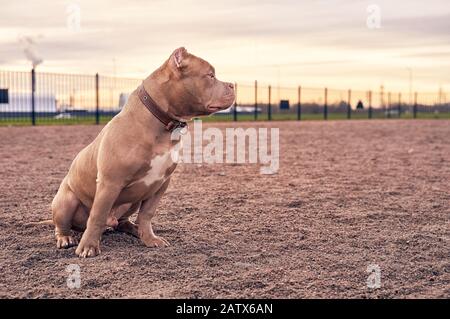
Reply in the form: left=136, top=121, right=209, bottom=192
left=50, top=47, right=235, bottom=257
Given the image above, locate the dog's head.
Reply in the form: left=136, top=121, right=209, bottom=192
left=160, top=47, right=235, bottom=119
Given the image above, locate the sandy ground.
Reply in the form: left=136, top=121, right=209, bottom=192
left=0, top=120, right=449, bottom=298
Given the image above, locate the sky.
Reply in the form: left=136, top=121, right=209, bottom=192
left=1, top=0, right=449, bottom=93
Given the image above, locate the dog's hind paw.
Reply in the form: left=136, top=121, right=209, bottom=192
left=116, top=220, right=139, bottom=237
left=56, top=234, right=77, bottom=249
left=141, top=235, right=170, bottom=248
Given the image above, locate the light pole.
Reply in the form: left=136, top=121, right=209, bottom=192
left=407, top=67, right=413, bottom=106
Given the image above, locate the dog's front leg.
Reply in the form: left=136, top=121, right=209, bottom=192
left=75, top=181, right=122, bottom=258
left=137, top=178, right=171, bottom=248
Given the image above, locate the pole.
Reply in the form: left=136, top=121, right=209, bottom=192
left=268, top=85, right=272, bottom=121
left=413, top=92, right=418, bottom=119
left=324, top=87, right=328, bottom=120
left=297, top=86, right=301, bottom=121
left=95, top=73, right=100, bottom=125
left=408, top=68, right=413, bottom=106
left=347, top=89, right=351, bottom=119
left=387, top=92, right=391, bottom=118
left=398, top=92, right=401, bottom=118
left=368, top=91, right=373, bottom=119
left=254, top=80, right=258, bottom=120
left=31, top=68, right=36, bottom=125
left=233, top=82, right=237, bottom=122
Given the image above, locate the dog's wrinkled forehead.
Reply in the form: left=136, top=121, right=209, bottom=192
left=188, top=54, right=215, bottom=75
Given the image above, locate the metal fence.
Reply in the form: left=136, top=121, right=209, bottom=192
left=0, top=69, right=449, bottom=125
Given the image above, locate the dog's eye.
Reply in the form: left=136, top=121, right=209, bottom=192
left=208, top=73, right=215, bottom=79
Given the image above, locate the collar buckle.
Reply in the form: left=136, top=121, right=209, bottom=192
left=168, top=120, right=188, bottom=134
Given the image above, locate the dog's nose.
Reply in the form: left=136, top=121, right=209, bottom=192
left=227, top=82, right=234, bottom=91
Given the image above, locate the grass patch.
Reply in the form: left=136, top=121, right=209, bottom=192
left=1, top=112, right=449, bottom=126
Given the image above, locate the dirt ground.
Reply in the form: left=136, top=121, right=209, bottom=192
left=0, top=120, right=449, bottom=298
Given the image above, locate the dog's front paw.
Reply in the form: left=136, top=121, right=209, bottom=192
left=141, top=235, right=170, bottom=248
left=75, top=237, right=101, bottom=258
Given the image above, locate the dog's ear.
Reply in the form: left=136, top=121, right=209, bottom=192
left=172, top=47, right=188, bottom=69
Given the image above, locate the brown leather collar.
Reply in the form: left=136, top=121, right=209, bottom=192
left=137, top=84, right=187, bottom=132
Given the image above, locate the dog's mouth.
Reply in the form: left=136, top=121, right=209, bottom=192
left=207, top=105, right=227, bottom=112
left=207, top=100, right=235, bottom=113
left=206, top=94, right=235, bottom=113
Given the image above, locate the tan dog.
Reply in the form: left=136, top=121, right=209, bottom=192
left=51, top=47, right=235, bottom=257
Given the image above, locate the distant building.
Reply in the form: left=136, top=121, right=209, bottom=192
left=0, top=92, right=57, bottom=112
left=119, top=93, right=130, bottom=109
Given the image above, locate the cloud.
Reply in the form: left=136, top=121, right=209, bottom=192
left=0, top=0, right=449, bottom=90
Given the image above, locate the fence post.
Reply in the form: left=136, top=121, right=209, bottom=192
left=398, top=92, right=401, bottom=118
left=95, top=73, right=100, bottom=125
left=254, top=80, right=258, bottom=120
left=324, top=87, right=328, bottom=120
left=387, top=92, right=391, bottom=118
left=368, top=91, right=373, bottom=119
left=413, top=92, right=418, bottom=119
left=31, top=68, right=36, bottom=125
left=297, top=86, right=301, bottom=121
left=268, top=85, right=272, bottom=121
left=233, top=82, right=237, bottom=122
left=347, top=89, right=351, bottom=119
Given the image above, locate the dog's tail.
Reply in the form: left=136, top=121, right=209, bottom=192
left=26, top=219, right=54, bottom=226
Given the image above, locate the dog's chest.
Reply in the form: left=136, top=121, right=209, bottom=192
left=120, top=143, right=180, bottom=203
left=139, top=150, right=176, bottom=187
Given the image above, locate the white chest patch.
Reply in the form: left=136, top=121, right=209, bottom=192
left=138, top=148, right=178, bottom=187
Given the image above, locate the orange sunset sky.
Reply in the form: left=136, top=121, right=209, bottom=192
left=1, top=0, right=449, bottom=94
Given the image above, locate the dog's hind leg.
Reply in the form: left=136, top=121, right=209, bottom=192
left=51, top=177, right=81, bottom=248
left=115, top=202, right=141, bottom=237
